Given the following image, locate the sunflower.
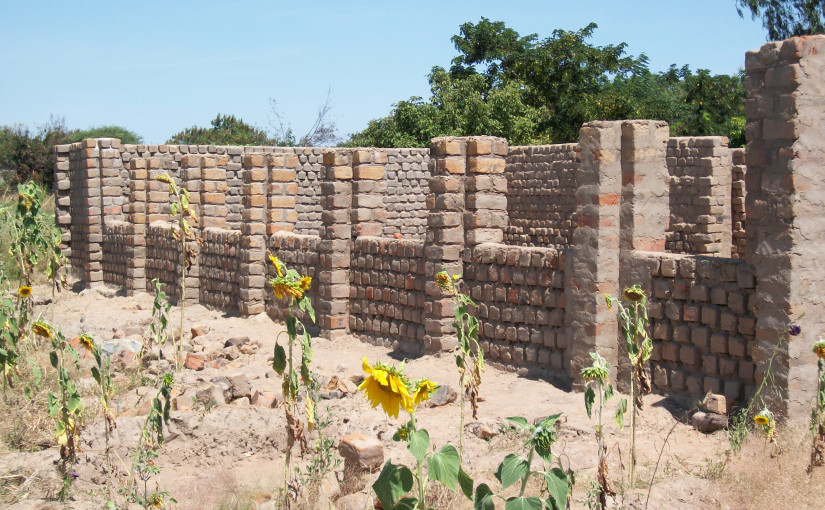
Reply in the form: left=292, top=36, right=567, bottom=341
left=358, top=357, right=414, bottom=418
left=813, top=339, right=825, bottom=360
left=154, top=174, right=173, bottom=184
left=581, top=352, right=610, bottom=381
left=18, top=286, right=32, bottom=298
left=411, top=379, right=438, bottom=407
left=604, top=294, right=613, bottom=312
left=435, top=271, right=457, bottom=295
left=271, top=281, right=303, bottom=300
left=269, top=254, right=284, bottom=277
left=32, top=322, right=52, bottom=340
left=78, top=334, right=95, bottom=353
left=623, top=285, right=645, bottom=302
left=299, top=275, right=312, bottom=291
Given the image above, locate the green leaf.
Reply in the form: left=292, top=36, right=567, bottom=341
left=504, top=496, right=543, bottom=510
left=49, top=350, right=58, bottom=369
left=458, top=468, right=474, bottom=500
left=614, top=397, right=627, bottom=430
left=604, top=383, right=614, bottom=401
left=286, top=316, right=297, bottom=339
left=372, top=461, right=414, bottom=510
left=584, top=386, right=595, bottom=419
left=408, top=428, right=430, bottom=464
left=273, top=343, right=286, bottom=375
left=427, top=444, right=460, bottom=490
left=67, top=396, right=83, bottom=414
left=300, top=330, right=313, bottom=364
left=395, top=497, right=419, bottom=510
left=544, top=468, right=569, bottom=510
left=170, top=202, right=179, bottom=216
left=474, top=483, right=496, bottom=510
left=494, top=454, right=529, bottom=490
left=505, top=416, right=531, bottom=431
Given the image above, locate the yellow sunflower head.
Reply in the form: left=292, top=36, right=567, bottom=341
left=753, top=408, right=774, bottom=427
left=270, top=281, right=303, bottom=300
left=32, top=321, right=53, bottom=340
left=269, top=254, right=284, bottom=277
left=358, top=357, right=414, bottom=418
left=411, top=379, right=438, bottom=407
left=78, top=334, right=96, bottom=353
left=18, top=286, right=32, bottom=298
left=435, top=270, right=457, bottom=295
left=299, top=275, right=312, bottom=291
left=604, top=294, right=613, bottom=312
left=154, top=174, right=174, bottom=184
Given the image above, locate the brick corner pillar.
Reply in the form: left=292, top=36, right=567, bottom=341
left=99, top=138, right=124, bottom=221
left=53, top=143, right=73, bottom=261
left=464, top=136, right=508, bottom=252
left=352, top=149, right=388, bottom=237
left=744, top=36, right=825, bottom=421
left=619, top=120, right=670, bottom=253
left=317, top=149, right=353, bottom=339
left=568, top=122, right=622, bottom=389
left=423, top=137, right=467, bottom=352
left=178, top=155, right=202, bottom=305
left=81, top=139, right=104, bottom=286
left=267, top=153, right=299, bottom=235
left=238, top=154, right=269, bottom=315
left=125, top=158, right=148, bottom=295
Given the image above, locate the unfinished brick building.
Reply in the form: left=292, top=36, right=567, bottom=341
left=55, top=37, right=825, bottom=420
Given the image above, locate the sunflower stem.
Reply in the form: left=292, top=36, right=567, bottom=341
left=410, top=412, right=426, bottom=508
left=519, top=447, right=534, bottom=498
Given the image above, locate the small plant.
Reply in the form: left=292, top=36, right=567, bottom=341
left=605, top=285, right=651, bottom=486
left=808, top=337, right=825, bottom=471
left=359, top=357, right=463, bottom=510
left=6, top=182, right=62, bottom=288
left=296, top=397, right=341, bottom=495
left=436, top=270, right=484, bottom=460
left=141, top=278, right=172, bottom=359
left=89, top=334, right=117, bottom=505
left=32, top=320, right=84, bottom=501
left=0, top=294, right=21, bottom=393
left=582, top=352, right=626, bottom=510
left=268, top=254, right=315, bottom=508
left=154, top=173, right=199, bottom=370
left=473, top=414, right=572, bottom=509
left=124, top=372, right=175, bottom=509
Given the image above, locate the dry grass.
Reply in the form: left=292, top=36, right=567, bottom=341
left=716, top=425, right=825, bottom=509
left=0, top=346, right=58, bottom=454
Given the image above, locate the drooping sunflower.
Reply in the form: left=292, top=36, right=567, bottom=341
left=271, top=281, right=303, bottom=300
left=78, top=334, right=95, bottom=353
left=623, top=285, right=645, bottom=303
left=435, top=270, right=458, bottom=296
left=18, top=286, right=32, bottom=298
left=269, top=254, right=284, bottom=277
left=581, top=352, right=610, bottom=382
left=411, top=379, right=438, bottom=407
left=358, top=357, right=414, bottom=418
left=32, top=321, right=52, bottom=340
left=299, top=275, right=312, bottom=291
left=813, top=338, right=825, bottom=360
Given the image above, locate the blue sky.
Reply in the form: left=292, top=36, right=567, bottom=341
left=0, top=1, right=767, bottom=144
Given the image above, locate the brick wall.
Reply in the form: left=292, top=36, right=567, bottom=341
left=101, top=220, right=130, bottom=288
left=268, top=232, right=320, bottom=324
left=464, top=243, right=569, bottom=378
left=665, top=137, right=733, bottom=256
left=731, top=148, right=746, bottom=258
left=382, top=148, right=431, bottom=239
left=199, top=228, right=241, bottom=312
left=503, top=144, right=579, bottom=248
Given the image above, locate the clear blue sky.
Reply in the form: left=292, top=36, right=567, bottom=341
left=0, top=0, right=767, bottom=144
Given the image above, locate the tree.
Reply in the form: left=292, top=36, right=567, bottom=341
left=269, top=88, right=339, bottom=146
left=167, top=114, right=271, bottom=145
left=0, top=117, right=72, bottom=188
left=70, top=125, right=143, bottom=145
left=736, top=0, right=825, bottom=39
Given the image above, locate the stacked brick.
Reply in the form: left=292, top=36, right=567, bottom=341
left=67, top=139, right=104, bottom=284
left=382, top=148, right=430, bottom=239
left=145, top=222, right=180, bottom=298
left=352, top=150, right=388, bottom=237
left=464, top=244, right=568, bottom=377
left=349, top=238, right=426, bottom=352
left=628, top=252, right=757, bottom=405
left=53, top=145, right=73, bottom=259
left=665, top=137, right=733, bottom=256
left=504, top=144, right=579, bottom=248
left=101, top=221, right=130, bottom=287
left=731, top=148, right=746, bottom=258
left=199, top=228, right=240, bottom=311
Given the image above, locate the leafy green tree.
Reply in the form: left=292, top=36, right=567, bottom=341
left=0, top=117, right=72, bottom=188
left=167, top=114, right=272, bottom=145
left=70, top=125, right=143, bottom=145
left=736, top=0, right=825, bottom=39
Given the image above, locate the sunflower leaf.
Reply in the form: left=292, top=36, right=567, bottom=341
left=614, top=397, right=627, bottom=430
left=505, top=416, right=530, bottom=431
left=504, top=496, right=543, bottom=510
left=408, top=429, right=430, bottom=464
left=474, top=483, right=496, bottom=510
left=373, top=460, right=414, bottom=510
left=272, top=343, right=286, bottom=375
left=428, top=444, right=460, bottom=490
left=458, top=467, right=474, bottom=500
left=584, top=386, right=595, bottom=419
left=544, top=468, right=569, bottom=510
left=494, top=454, right=529, bottom=490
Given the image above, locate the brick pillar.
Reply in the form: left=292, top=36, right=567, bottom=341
left=464, top=136, right=509, bottom=250
left=179, top=155, right=202, bottom=305
left=268, top=154, right=299, bottom=235
left=423, top=137, right=466, bottom=351
left=568, top=122, right=622, bottom=386
left=53, top=144, right=72, bottom=260
left=99, top=138, right=124, bottom=221
left=81, top=139, right=104, bottom=285
left=126, top=159, right=148, bottom=294
left=352, top=149, right=388, bottom=237
left=318, top=150, right=353, bottom=339
left=620, top=120, right=670, bottom=252
left=745, top=36, right=825, bottom=420
left=238, top=154, right=269, bottom=315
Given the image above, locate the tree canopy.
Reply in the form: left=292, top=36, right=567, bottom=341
left=70, top=125, right=143, bottom=145
left=167, top=114, right=271, bottom=146
left=736, top=0, right=825, bottom=40
left=347, top=19, right=745, bottom=148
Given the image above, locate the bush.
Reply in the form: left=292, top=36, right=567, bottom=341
left=70, top=125, right=143, bottom=145
left=167, top=114, right=272, bottom=145
left=0, top=118, right=72, bottom=189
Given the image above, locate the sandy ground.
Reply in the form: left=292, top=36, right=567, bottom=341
left=1, top=281, right=817, bottom=509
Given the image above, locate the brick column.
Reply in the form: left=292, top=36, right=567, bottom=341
left=352, top=149, right=388, bottom=237
left=745, top=36, right=825, bottom=420
left=620, top=120, right=670, bottom=252
left=79, top=139, right=104, bottom=285
left=268, top=154, right=299, bottom=235
left=423, top=137, right=466, bottom=351
left=125, top=159, right=148, bottom=294
left=53, top=145, right=72, bottom=260
left=99, top=138, right=124, bottom=221
left=568, top=122, right=622, bottom=386
left=239, top=154, right=269, bottom=315
left=179, top=155, right=202, bottom=305
left=317, top=150, right=353, bottom=339
left=464, top=136, right=509, bottom=251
